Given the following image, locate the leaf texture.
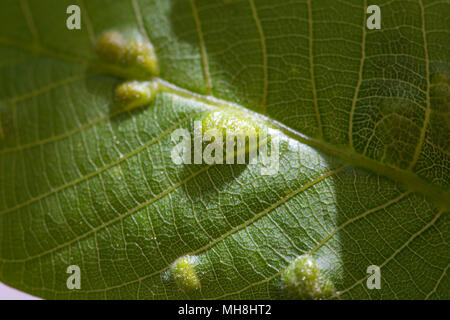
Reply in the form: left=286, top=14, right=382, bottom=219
left=0, top=0, right=449, bottom=299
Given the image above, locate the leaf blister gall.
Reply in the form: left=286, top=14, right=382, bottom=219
left=95, top=31, right=128, bottom=65
left=202, top=109, right=261, bottom=138
left=95, top=30, right=160, bottom=110
left=115, top=80, right=159, bottom=110
left=281, top=255, right=334, bottom=300
left=170, top=255, right=201, bottom=292
left=127, top=38, right=159, bottom=76
left=202, top=109, right=264, bottom=163
left=96, top=30, right=159, bottom=77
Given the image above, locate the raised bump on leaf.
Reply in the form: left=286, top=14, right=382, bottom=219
left=115, top=80, right=159, bottom=110
left=202, top=109, right=260, bottom=139
left=96, top=31, right=128, bottom=64
left=96, top=30, right=159, bottom=76
left=281, top=254, right=334, bottom=300
left=202, top=109, right=262, bottom=163
left=126, top=38, right=159, bottom=76
left=170, top=255, right=201, bottom=292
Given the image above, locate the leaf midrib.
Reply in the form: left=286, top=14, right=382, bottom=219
left=0, top=36, right=448, bottom=210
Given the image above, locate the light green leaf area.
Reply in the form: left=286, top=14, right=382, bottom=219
left=0, top=0, right=449, bottom=299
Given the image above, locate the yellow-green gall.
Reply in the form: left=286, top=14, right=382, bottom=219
left=170, top=255, right=201, bottom=292
left=202, top=110, right=260, bottom=141
left=96, top=31, right=128, bottom=64
left=127, top=38, right=159, bottom=76
left=115, top=80, right=159, bottom=110
left=202, top=109, right=262, bottom=164
left=96, top=30, right=159, bottom=76
left=281, top=255, right=334, bottom=300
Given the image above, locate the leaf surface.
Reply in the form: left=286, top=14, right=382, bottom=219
left=0, top=0, right=448, bottom=299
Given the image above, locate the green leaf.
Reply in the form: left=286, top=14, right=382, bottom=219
left=0, top=0, right=448, bottom=299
